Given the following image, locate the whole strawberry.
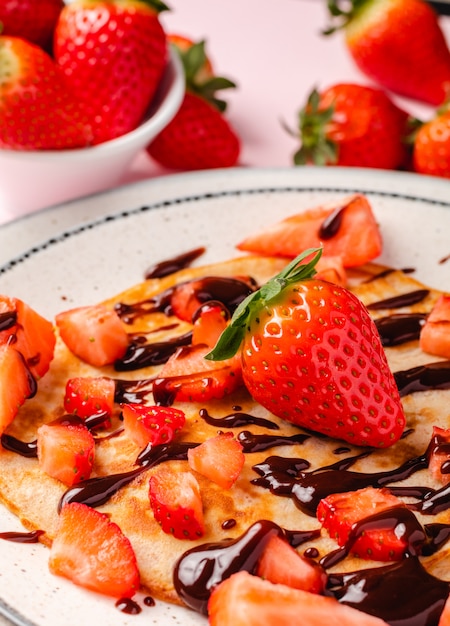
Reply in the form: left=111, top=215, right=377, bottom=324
left=207, top=249, right=406, bottom=448
left=0, top=0, right=64, bottom=50
left=54, top=0, right=168, bottom=145
left=147, top=36, right=240, bottom=170
left=325, top=0, right=450, bottom=106
left=0, top=36, right=93, bottom=150
left=412, top=106, right=450, bottom=178
left=288, top=84, right=409, bottom=169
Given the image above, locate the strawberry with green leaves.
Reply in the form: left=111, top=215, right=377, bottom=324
left=324, top=0, right=450, bottom=106
left=54, top=0, right=168, bottom=145
left=207, top=249, right=406, bottom=448
left=0, top=36, right=93, bottom=150
left=147, top=36, right=240, bottom=170
left=0, top=0, right=64, bottom=50
left=287, top=83, right=409, bottom=169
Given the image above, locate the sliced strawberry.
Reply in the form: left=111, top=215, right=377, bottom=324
left=315, top=255, right=347, bottom=286
left=149, top=466, right=204, bottom=540
left=427, top=426, right=450, bottom=485
left=55, top=304, right=129, bottom=367
left=0, top=343, right=35, bottom=435
left=317, top=486, right=408, bottom=561
left=208, top=570, right=388, bottom=626
left=256, top=534, right=327, bottom=594
left=64, top=376, right=115, bottom=427
left=237, top=194, right=382, bottom=267
left=187, top=432, right=244, bottom=490
left=170, top=276, right=255, bottom=323
left=49, top=502, right=140, bottom=598
left=37, top=415, right=95, bottom=486
left=192, top=303, right=230, bottom=348
left=0, top=295, right=55, bottom=379
left=439, top=594, right=450, bottom=626
left=122, top=403, right=185, bottom=449
left=420, top=295, right=450, bottom=359
left=153, top=344, right=243, bottom=405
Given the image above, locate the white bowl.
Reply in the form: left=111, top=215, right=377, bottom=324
left=0, top=46, right=184, bottom=216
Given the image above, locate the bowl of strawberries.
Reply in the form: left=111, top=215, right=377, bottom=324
left=0, top=0, right=185, bottom=215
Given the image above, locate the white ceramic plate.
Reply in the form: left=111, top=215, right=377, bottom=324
left=0, top=166, right=449, bottom=626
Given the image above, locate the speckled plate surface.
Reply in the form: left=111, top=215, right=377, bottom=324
left=0, top=166, right=449, bottom=626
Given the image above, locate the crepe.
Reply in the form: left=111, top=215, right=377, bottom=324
left=0, top=253, right=449, bottom=613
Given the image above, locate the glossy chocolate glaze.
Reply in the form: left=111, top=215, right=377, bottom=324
left=394, top=361, right=450, bottom=397
left=367, top=289, right=430, bottom=310
left=144, top=247, right=205, bottom=279
left=375, top=313, right=428, bottom=346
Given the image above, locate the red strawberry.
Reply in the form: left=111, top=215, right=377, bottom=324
left=55, top=304, right=129, bottom=367
left=256, top=534, right=327, bottom=594
left=147, top=36, right=240, bottom=170
left=237, top=194, right=382, bottom=268
left=325, top=0, right=450, bottom=106
left=64, top=376, right=115, bottom=426
left=148, top=466, right=205, bottom=540
left=420, top=295, right=450, bottom=358
left=0, top=295, right=55, bottom=379
left=147, top=92, right=240, bottom=170
left=37, top=415, right=95, bottom=486
left=187, top=432, right=245, bottom=490
left=427, top=426, right=450, bottom=486
left=170, top=276, right=255, bottom=323
left=208, top=570, right=389, bottom=626
left=287, top=84, right=409, bottom=169
left=192, top=303, right=230, bottom=348
left=0, top=0, right=64, bottom=50
left=0, top=344, right=35, bottom=435
left=49, top=502, right=140, bottom=598
left=121, top=403, right=185, bottom=449
left=412, top=108, right=450, bottom=179
left=0, top=36, right=93, bottom=150
left=153, top=343, right=243, bottom=405
left=317, top=486, right=410, bottom=561
left=54, top=0, right=168, bottom=145
left=206, top=249, right=406, bottom=448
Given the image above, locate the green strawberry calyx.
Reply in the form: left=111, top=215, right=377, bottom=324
left=323, top=0, right=369, bottom=34
left=283, top=88, right=338, bottom=166
left=173, top=39, right=236, bottom=112
left=205, top=247, right=322, bottom=361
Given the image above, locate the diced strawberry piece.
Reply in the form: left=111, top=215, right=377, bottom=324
left=317, top=487, right=408, bottom=561
left=187, top=432, right=244, bottom=490
left=64, top=376, right=115, bottom=427
left=0, top=343, right=34, bottom=435
left=55, top=304, right=129, bottom=367
left=237, top=194, right=382, bottom=267
left=149, top=466, right=204, bottom=540
left=0, top=295, right=55, bottom=379
left=192, top=303, right=229, bottom=348
left=153, top=344, right=243, bottom=405
left=315, top=255, right=347, bottom=287
left=170, top=276, right=255, bottom=323
left=122, top=403, right=185, bottom=449
left=427, top=426, right=450, bottom=485
left=439, top=594, right=450, bottom=626
left=49, top=502, right=140, bottom=598
left=420, top=295, right=450, bottom=359
left=37, top=415, right=95, bottom=486
left=256, top=534, right=327, bottom=594
left=207, top=570, right=389, bottom=626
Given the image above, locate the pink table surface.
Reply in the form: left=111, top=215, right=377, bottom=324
left=0, top=0, right=448, bottom=224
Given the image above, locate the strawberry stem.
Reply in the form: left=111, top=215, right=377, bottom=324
left=205, top=248, right=322, bottom=361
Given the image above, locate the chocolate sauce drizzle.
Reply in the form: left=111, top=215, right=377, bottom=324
left=144, top=247, right=206, bottom=279
left=114, top=331, right=192, bottom=371
left=394, top=360, right=450, bottom=397
left=199, top=408, right=280, bottom=430
left=367, top=289, right=430, bottom=310
left=375, top=313, right=427, bottom=347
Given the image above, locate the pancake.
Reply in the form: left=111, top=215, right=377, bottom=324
left=0, top=252, right=449, bottom=616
